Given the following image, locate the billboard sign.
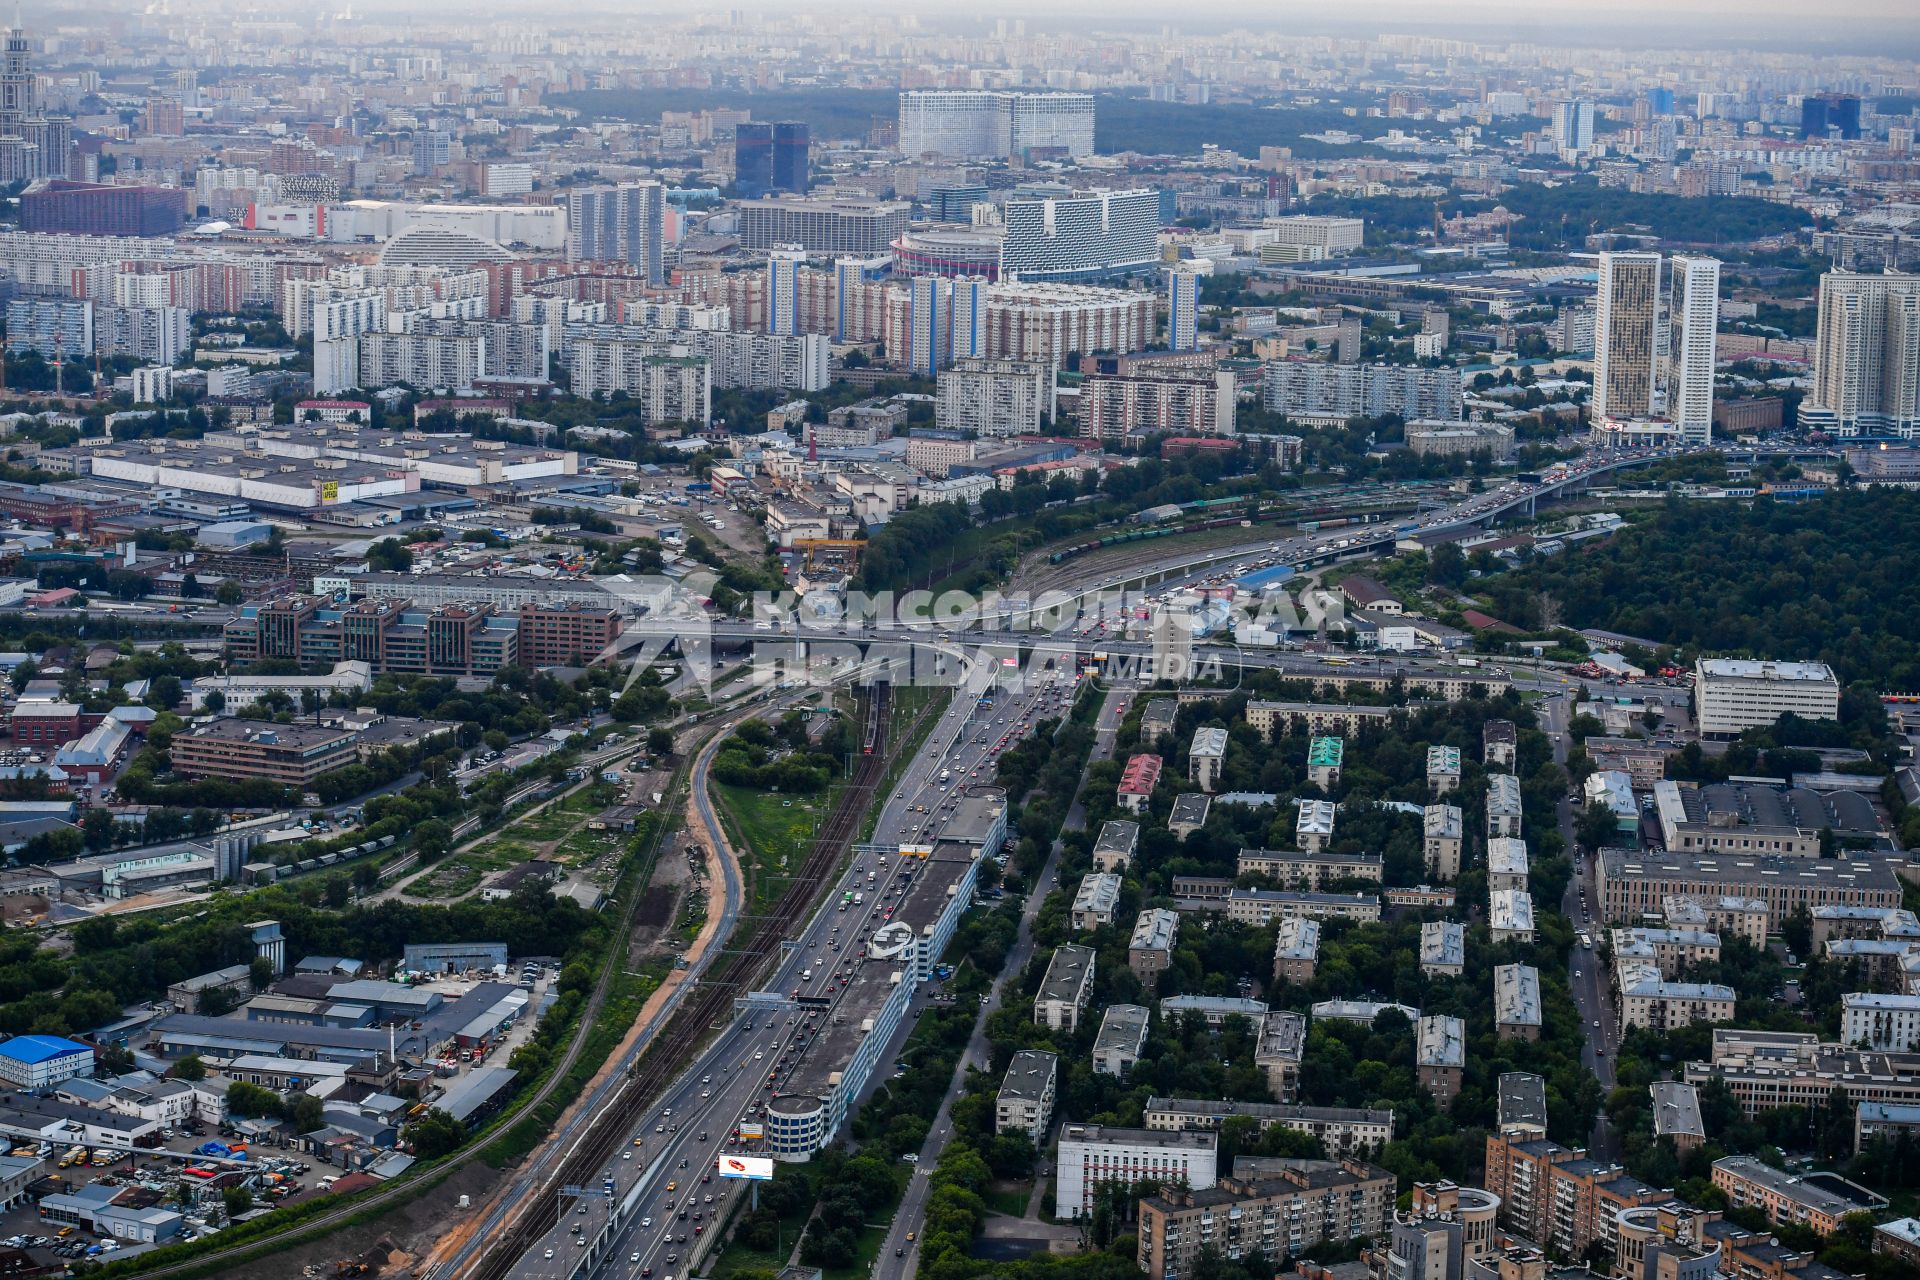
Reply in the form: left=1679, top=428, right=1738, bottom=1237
left=717, top=1155, right=774, bottom=1181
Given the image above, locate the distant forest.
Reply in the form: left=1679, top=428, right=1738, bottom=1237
left=1485, top=492, right=1920, bottom=690
left=547, top=89, right=1378, bottom=160
left=1305, top=183, right=1812, bottom=251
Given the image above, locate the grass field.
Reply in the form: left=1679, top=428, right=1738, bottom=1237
left=554, top=825, right=624, bottom=866
left=983, top=1185, right=1033, bottom=1218
left=403, top=844, right=526, bottom=900
left=714, top=781, right=834, bottom=915
left=512, top=788, right=609, bottom=843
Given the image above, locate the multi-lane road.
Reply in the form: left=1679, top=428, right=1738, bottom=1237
left=510, top=645, right=1078, bottom=1279
left=872, top=684, right=1133, bottom=1280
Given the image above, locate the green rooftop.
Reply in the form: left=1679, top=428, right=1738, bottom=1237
left=1307, top=736, right=1344, bottom=767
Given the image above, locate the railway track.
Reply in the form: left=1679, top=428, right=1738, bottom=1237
left=125, top=725, right=708, bottom=1280
left=465, top=685, right=895, bottom=1280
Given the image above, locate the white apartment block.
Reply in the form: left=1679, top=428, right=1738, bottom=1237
left=1093, top=1005, right=1152, bottom=1077
left=1190, top=726, right=1229, bottom=792
left=1618, top=966, right=1735, bottom=1033
left=1694, top=659, right=1841, bottom=735
left=1072, top=872, right=1123, bottom=930
left=996, top=1049, right=1059, bottom=1138
left=1495, top=964, right=1544, bottom=1041
left=1487, top=838, right=1529, bottom=893
left=1056, top=1124, right=1218, bottom=1217
left=1036, top=945, right=1096, bottom=1032
left=1420, top=921, right=1465, bottom=977
left=131, top=365, right=174, bottom=404
left=1296, top=798, right=1337, bottom=852
left=1423, top=804, right=1463, bottom=881
left=1272, top=917, right=1321, bottom=985
left=1490, top=890, right=1536, bottom=944
left=1487, top=774, right=1524, bottom=838
left=355, top=331, right=484, bottom=394
left=1263, top=216, right=1366, bottom=254
left=1841, top=993, right=1920, bottom=1052
left=1670, top=256, right=1720, bottom=446
left=1079, top=368, right=1236, bottom=442
left=565, top=327, right=828, bottom=394
left=1804, top=269, right=1920, bottom=437
left=898, top=91, right=1094, bottom=159
left=1611, top=927, right=1722, bottom=980
left=934, top=357, right=1053, bottom=437
left=1262, top=361, right=1463, bottom=427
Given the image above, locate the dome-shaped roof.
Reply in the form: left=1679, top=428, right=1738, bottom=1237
left=377, top=224, right=513, bottom=268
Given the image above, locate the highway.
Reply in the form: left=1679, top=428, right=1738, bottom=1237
left=508, top=642, right=1075, bottom=1279
left=873, top=685, right=1133, bottom=1280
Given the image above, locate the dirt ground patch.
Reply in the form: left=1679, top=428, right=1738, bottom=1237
left=0, top=895, right=47, bottom=927
left=234, top=1159, right=506, bottom=1280
left=632, top=884, right=675, bottom=928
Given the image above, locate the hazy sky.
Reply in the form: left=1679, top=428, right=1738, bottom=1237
left=710, top=0, right=1920, bottom=48
left=879, top=2, right=1920, bottom=55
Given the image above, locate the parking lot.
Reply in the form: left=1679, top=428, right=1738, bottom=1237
left=0, top=1139, right=324, bottom=1266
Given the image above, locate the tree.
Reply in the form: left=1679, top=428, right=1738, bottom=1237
left=647, top=727, right=675, bottom=757
left=226, top=1080, right=281, bottom=1117
left=148, top=674, right=183, bottom=711
left=404, top=1107, right=468, bottom=1160
left=249, top=956, right=276, bottom=990
left=1428, top=542, right=1467, bottom=588
left=287, top=1091, right=325, bottom=1135
left=172, top=1054, right=208, bottom=1081
left=203, top=688, right=226, bottom=713
left=368, top=538, right=414, bottom=573
left=222, top=1186, right=253, bottom=1217
left=411, top=818, right=454, bottom=862
left=1575, top=800, right=1620, bottom=853
left=81, top=807, right=116, bottom=852
left=215, top=579, right=244, bottom=605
